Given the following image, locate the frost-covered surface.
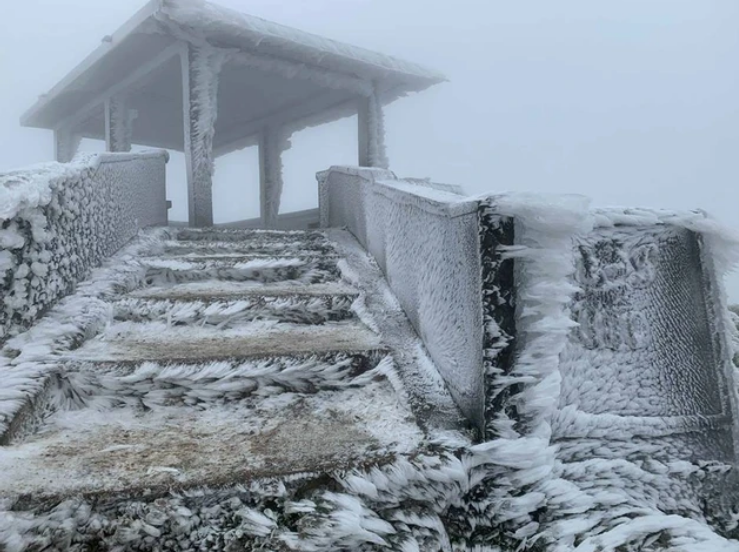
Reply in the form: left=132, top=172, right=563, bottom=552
left=0, top=363, right=420, bottom=498
left=359, top=89, right=390, bottom=169
left=476, top=201, right=739, bottom=550
left=322, top=166, right=739, bottom=549
left=0, top=152, right=168, bottom=341
left=155, top=0, right=445, bottom=91
left=3, top=167, right=739, bottom=550
left=1, top=226, right=481, bottom=551
left=53, top=129, right=82, bottom=164
left=322, top=167, right=486, bottom=429
left=260, top=126, right=292, bottom=228
left=0, top=231, right=165, bottom=443
left=106, top=96, right=136, bottom=153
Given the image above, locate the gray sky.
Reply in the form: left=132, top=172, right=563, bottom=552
left=2, top=0, right=739, bottom=298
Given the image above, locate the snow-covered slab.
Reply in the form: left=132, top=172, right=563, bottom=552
left=160, top=240, right=337, bottom=257
left=141, top=256, right=339, bottom=270
left=157, top=249, right=338, bottom=259
left=127, top=280, right=358, bottom=301
left=142, top=256, right=341, bottom=286
left=0, top=379, right=422, bottom=502
left=175, top=228, right=328, bottom=243
left=555, top=224, right=737, bottom=461
left=113, top=295, right=356, bottom=326
left=63, top=321, right=384, bottom=364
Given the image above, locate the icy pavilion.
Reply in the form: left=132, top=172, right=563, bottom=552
left=20, top=0, right=444, bottom=228
left=2, top=1, right=739, bottom=550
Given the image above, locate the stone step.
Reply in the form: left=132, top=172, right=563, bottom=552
left=127, top=281, right=359, bottom=301
left=175, top=228, right=327, bottom=243
left=63, top=321, right=384, bottom=365
left=112, top=294, right=356, bottom=326
left=160, top=239, right=337, bottom=257
left=145, top=254, right=341, bottom=263
left=142, top=257, right=341, bottom=286
left=0, top=360, right=420, bottom=506
left=158, top=248, right=338, bottom=259
left=59, top=352, right=386, bottom=407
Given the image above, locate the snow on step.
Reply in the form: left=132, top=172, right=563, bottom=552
left=117, top=280, right=359, bottom=326
left=161, top=240, right=337, bottom=257
left=127, top=280, right=359, bottom=301
left=61, top=353, right=388, bottom=406
left=63, top=321, right=385, bottom=364
left=142, top=256, right=341, bottom=285
left=113, top=295, right=356, bottom=326
left=0, top=375, right=421, bottom=503
left=175, top=228, right=328, bottom=243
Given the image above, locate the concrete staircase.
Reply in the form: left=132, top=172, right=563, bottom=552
left=1, top=228, right=459, bottom=533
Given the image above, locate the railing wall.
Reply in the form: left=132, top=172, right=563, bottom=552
left=0, top=151, right=168, bottom=341
left=319, top=166, right=489, bottom=430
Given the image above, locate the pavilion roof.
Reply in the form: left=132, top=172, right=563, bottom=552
left=21, top=0, right=445, bottom=154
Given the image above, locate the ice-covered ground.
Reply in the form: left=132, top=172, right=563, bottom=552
left=1, top=213, right=739, bottom=550
left=0, top=227, right=474, bottom=551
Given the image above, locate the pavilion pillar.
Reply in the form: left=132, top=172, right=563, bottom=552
left=181, top=43, right=226, bottom=227
left=104, top=96, right=135, bottom=152
left=259, top=126, right=291, bottom=229
left=357, top=86, right=389, bottom=169
left=54, top=129, right=81, bottom=163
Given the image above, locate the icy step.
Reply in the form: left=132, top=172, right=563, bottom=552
left=61, top=352, right=386, bottom=404
left=127, top=280, right=359, bottom=301
left=142, top=257, right=341, bottom=286
left=5, top=352, right=387, bottom=445
left=157, top=249, right=338, bottom=259
left=0, top=377, right=421, bottom=504
left=161, top=240, right=337, bottom=257
left=141, top=255, right=340, bottom=268
left=175, top=228, right=327, bottom=243
left=63, top=321, right=385, bottom=364
left=113, top=294, right=356, bottom=326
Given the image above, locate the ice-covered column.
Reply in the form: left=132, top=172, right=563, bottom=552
left=181, top=43, right=226, bottom=227
left=54, top=129, right=81, bottom=163
left=357, top=85, right=389, bottom=169
left=104, top=96, right=136, bottom=152
left=259, top=126, right=291, bottom=229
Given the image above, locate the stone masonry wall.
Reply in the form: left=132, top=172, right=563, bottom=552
left=0, top=151, right=168, bottom=341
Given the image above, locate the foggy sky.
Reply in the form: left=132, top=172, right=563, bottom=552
left=2, top=0, right=739, bottom=298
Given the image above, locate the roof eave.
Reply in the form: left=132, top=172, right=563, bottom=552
left=20, top=0, right=448, bottom=131
left=20, top=0, right=162, bottom=129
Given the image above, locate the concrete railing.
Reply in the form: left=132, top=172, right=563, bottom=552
left=320, top=166, right=490, bottom=431
left=319, top=166, right=739, bottom=460
left=0, top=151, right=168, bottom=341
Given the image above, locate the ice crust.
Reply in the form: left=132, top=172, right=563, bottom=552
left=2, top=156, right=739, bottom=549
